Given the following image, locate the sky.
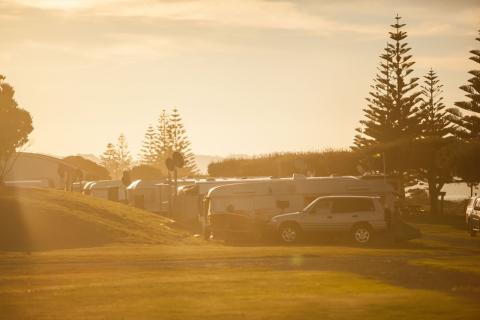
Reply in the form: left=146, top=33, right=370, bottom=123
left=1, top=0, right=479, bottom=159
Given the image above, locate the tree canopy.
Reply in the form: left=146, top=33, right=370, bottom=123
left=0, top=74, right=33, bottom=183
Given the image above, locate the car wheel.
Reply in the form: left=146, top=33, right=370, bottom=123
left=351, top=224, right=372, bottom=244
left=279, top=223, right=301, bottom=244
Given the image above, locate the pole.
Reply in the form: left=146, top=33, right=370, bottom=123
left=173, top=167, right=178, bottom=218
left=382, top=152, right=387, bottom=181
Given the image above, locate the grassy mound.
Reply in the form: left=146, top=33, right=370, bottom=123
left=0, top=187, right=194, bottom=251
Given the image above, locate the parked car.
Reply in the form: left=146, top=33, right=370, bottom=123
left=465, top=196, right=480, bottom=237
left=268, top=195, right=388, bottom=244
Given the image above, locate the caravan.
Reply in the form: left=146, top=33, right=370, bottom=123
left=175, top=178, right=270, bottom=225
left=204, top=174, right=397, bottom=240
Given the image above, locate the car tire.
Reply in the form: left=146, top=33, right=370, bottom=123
left=279, top=223, right=301, bottom=244
left=351, top=223, right=373, bottom=245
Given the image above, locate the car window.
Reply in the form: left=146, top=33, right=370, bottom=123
left=331, top=198, right=374, bottom=214
left=311, top=199, right=331, bottom=214
left=475, top=198, right=480, bottom=209
left=467, top=198, right=475, bottom=208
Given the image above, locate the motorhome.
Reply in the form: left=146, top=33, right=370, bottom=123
left=204, top=174, right=397, bottom=240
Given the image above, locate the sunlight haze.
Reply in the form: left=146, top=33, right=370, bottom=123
left=1, top=0, right=479, bottom=158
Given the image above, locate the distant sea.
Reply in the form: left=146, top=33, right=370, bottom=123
left=442, top=182, right=480, bottom=200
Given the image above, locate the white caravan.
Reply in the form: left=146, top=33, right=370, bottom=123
left=83, top=180, right=126, bottom=202
left=204, top=175, right=397, bottom=239
left=126, top=180, right=171, bottom=212
left=175, top=178, right=270, bottom=225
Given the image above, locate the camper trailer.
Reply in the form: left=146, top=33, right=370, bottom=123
left=83, top=180, right=126, bottom=202
left=204, top=175, right=397, bottom=240
left=126, top=180, right=168, bottom=212
left=174, top=178, right=269, bottom=226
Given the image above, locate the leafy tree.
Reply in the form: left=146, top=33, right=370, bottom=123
left=130, top=164, right=166, bottom=180
left=453, top=140, right=480, bottom=196
left=117, top=133, right=133, bottom=174
left=0, top=74, right=33, bottom=184
left=139, top=125, right=158, bottom=165
left=63, top=155, right=110, bottom=180
left=208, top=150, right=360, bottom=177
left=448, top=30, right=480, bottom=139
left=100, top=142, right=120, bottom=179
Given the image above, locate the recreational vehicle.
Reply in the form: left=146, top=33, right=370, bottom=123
left=126, top=180, right=169, bottom=212
left=175, top=178, right=269, bottom=226
left=204, top=175, right=397, bottom=240
left=83, top=180, right=126, bottom=202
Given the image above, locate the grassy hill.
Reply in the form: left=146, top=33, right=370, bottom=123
left=0, top=187, right=194, bottom=251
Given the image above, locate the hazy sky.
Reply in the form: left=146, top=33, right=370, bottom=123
left=1, top=0, right=479, bottom=159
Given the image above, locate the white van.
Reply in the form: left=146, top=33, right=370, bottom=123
left=204, top=175, right=397, bottom=240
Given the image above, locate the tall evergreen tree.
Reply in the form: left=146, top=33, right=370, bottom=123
left=155, top=109, right=171, bottom=167
left=448, top=30, right=480, bottom=139
left=139, top=125, right=158, bottom=165
left=354, top=45, right=395, bottom=147
left=416, top=69, right=454, bottom=214
left=167, top=108, right=198, bottom=175
left=419, top=69, right=451, bottom=138
left=354, top=15, right=421, bottom=187
left=116, top=133, right=133, bottom=175
left=100, top=142, right=120, bottom=179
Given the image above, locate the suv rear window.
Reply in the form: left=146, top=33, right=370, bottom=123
left=331, top=198, right=374, bottom=213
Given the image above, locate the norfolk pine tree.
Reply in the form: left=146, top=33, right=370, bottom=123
left=354, top=15, right=421, bottom=189
left=116, top=133, right=133, bottom=175
left=448, top=30, right=480, bottom=192
left=416, top=69, right=454, bottom=214
left=449, top=30, right=480, bottom=139
left=100, top=142, right=120, bottom=179
left=167, top=109, right=198, bottom=176
left=139, top=125, right=158, bottom=165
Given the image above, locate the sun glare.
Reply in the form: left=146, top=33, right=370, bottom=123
left=16, top=0, right=96, bottom=9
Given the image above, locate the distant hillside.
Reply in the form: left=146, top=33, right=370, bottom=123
left=0, top=188, right=195, bottom=251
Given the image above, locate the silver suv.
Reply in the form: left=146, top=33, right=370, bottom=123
left=269, top=196, right=387, bottom=244
left=466, top=196, right=480, bottom=237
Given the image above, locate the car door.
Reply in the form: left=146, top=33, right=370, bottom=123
left=329, top=198, right=375, bottom=231
left=302, top=198, right=332, bottom=231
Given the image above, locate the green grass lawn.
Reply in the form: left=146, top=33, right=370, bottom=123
left=1, top=188, right=480, bottom=319
left=1, top=223, right=480, bottom=320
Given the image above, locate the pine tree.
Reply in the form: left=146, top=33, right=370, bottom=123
left=449, top=30, right=480, bottom=139
left=116, top=133, right=133, bottom=175
left=354, top=15, right=421, bottom=185
left=139, top=125, right=157, bottom=165
left=419, top=69, right=451, bottom=138
left=416, top=69, right=454, bottom=214
left=167, top=108, right=198, bottom=176
left=355, top=15, right=421, bottom=148
left=155, top=109, right=171, bottom=167
left=354, top=45, right=395, bottom=148
left=100, top=142, right=119, bottom=179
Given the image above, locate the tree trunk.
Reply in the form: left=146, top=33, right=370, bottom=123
left=427, top=175, right=439, bottom=215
